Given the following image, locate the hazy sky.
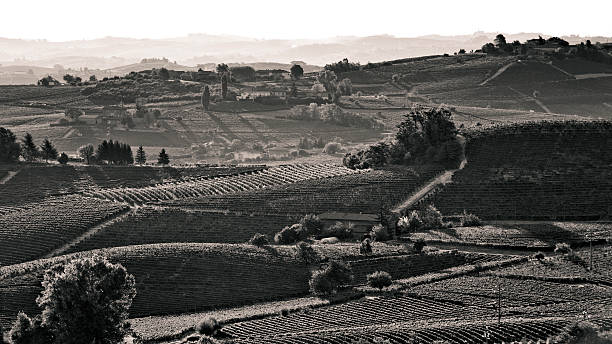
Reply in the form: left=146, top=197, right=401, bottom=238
left=3, top=0, right=611, bottom=41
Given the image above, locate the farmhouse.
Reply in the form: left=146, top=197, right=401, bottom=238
left=318, top=212, right=378, bottom=235
left=255, top=69, right=290, bottom=80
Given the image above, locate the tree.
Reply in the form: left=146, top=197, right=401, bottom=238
left=158, top=148, right=170, bottom=165
left=290, top=64, right=304, bottom=80
left=299, top=214, right=323, bottom=237
left=38, top=77, right=50, bottom=87
left=57, top=152, right=68, bottom=165
left=494, top=34, right=507, bottom=48
left=89, top=75, right=97, bottom=82
left=64, top=108, right=82, bottom=121
left=9, top=312, right=53, bottom=344
left=0, top=127, right=21, bottom=163
left=309, top=260, right=353, bottom=296
left=221, top=74, right=228, bottom=99
left=367, top=271, right=392, bottom=290
left=229, top=66, right=256, bottom=81
left=78, top=144, right=94, bottom=164
left=216, top=63, right=229, bottom=75
left=36, top=256, right=136, bottom=344
left=317, top=70, right=340, bottom=103
left=158, top=67, right=170, bottom=80
left=202, top=85, right=210, bottom=111
left=40, top=138, right=58, bottom=162
left=62, top=74, right=74, bottom=84
left=135, top=146, right=146, bottom=165
left=21, top=133, right=38, bottom=162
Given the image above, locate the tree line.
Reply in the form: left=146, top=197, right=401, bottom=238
left=0, top=127, right=171, bottom=165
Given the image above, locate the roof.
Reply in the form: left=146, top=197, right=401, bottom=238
left=318, top=212, right=378, bottom=222
left=255, top=69, right=289, bottom=74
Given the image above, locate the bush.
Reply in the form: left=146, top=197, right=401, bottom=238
left=459, top=210, right=482, bottom=227
left=555, top=243, right=572, bottom=254
left=196, top=317, right=221, bottom=336
left=274, top=224, right=302, bottom=244
left=413, top=238, right=426, bottom=253
left=397, top=211, right=423, bottom=233
left=295, top=241, right=319, bottom=263
left=323, top=142, right=342, bottom=154
left=367, top=271, right=393, bottom=290
left=420, top=205, right=443, bottom=229
left=9, top=313, right=53, bottom=344
left=550, top=321, right=612, bottom=344
left=299, top=214, right=323, bottom=237
left=309, top=260, right=353, bottom=296
left=248, top=233, right=270, bottom=246
left=321, top=222, right=353, bottom=240
left=534, top=251, right=545, bottom=260
left=370, top=224, right=389, bottom=241
left=57, top=152, right=69, bottom=165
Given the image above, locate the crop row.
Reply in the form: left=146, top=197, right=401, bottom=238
left=0, top=195, right=129, bottom=266
left=160, top=166, right=444, bottom=214
left=84, top=164, right=366, bottom=205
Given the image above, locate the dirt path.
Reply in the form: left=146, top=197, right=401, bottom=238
left=479, top=61, right=516, bottom=86
left=62, top=128, right=76, bottom=139
left=507, top=86, right=552, bottom=114
left=392, top=137, right=467, bottom=213
left=0, top=170, right=20, bottom=185
left=547, top=63, right=575, bottom=78
left=44, top=207, right=134, bottom=258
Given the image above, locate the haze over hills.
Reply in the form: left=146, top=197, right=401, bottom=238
left=2, top=32, right=611, bottom=70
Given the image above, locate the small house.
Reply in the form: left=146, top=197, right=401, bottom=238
left=318, top=212, right=379, bottom=236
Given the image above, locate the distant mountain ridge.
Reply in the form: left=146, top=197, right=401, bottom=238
left=2, top=32, right=610, bottom=69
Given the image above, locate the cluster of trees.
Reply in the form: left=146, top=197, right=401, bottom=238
left=573, top=40, right=612, bottom=64
left=0, top=128, right=69, bottom=164
left=324, top=58, right=361, bottom=73
left=316, top=70, right=353, bottom=103
left=78, top=142, right=169, bottom=165
left=289, top=104, right=383, bottom=129
left=62, top=74, right=82, bottom=86
left=3, top=257, right=136, bottom=344
left=343, top=107, right=463, bottom=169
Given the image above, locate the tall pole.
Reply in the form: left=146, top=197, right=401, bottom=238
left=497, top=281, right=501, bottom=325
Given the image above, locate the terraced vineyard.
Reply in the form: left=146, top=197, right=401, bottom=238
left=84, top=164, right=367, bottom=205
left=425, top=121, right=612, bottom=220
left=160, top=166, right=444, bottom=214
left=0, top=195, right=129, bottom=266
left=230, top=317, right=612, bottom=344
left=405, top=222, right=612, bottom=249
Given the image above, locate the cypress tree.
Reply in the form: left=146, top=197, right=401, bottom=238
left=221, top=74, right=228, bottom=99
left=201, top=85, right=210, bottom=111
left=157, top=148, right=170, bottom=165
left=40, top=138, right=58, bottom=162
left=135, top=146, right=146, bottom=165
left=21, top=133, right=39, bottom=161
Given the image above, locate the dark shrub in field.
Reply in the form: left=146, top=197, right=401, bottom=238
left=534, top=251, right=546, bottom=260
left=321, top=222, right=354, bottom=240
left=248, top=233, right=270, bottom=246
left=274, top=224, right=302, bottom=244
left=555, top=243, right=572, bottom=254
left=459, top=210, right=482, bottom=227
left=196, top=317, right=221, bottom=336
left=295, top=241, right=319, bottom=264
left=299, top=214, right=323, bottom=237
left=309, top=260, right=353, bottom=296
left=367, top=271, right=393, bottom=290
left=413, top=238, right=426, bottom=253
left=370, top=224, right=390, bottom=241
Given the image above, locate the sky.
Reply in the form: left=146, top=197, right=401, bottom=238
left=2, top=0, right=611, bottom=41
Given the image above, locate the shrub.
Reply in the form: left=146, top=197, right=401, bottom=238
left=274, top=224, right=303, bottom=244
left=398, top=211, right=422, bottom=233
left=299, top=214, right=323, bottom=237
left=555, top=243, right=572, bottom=254
left=321, top=222, right=354, bottom=240
left=248, top=233, right=270, bottom=246
left=413, top=238, right=426, bottom=253
left=295, top=241, right=319, bottom=263
left=459, top=210, right=482, bottom=227
left=533, top=251, right=545, bottom=260
left=309, top=260, right=353, bottom=296
left=57, top=152, right=69, bottom=165
left=367, top=271, right=393, bottom=290
left=323, top=142, right=342, bottom=154
left=420, top=205, right=443, bottom=229
left=9, top=313, right=53, bottom=344
left=370, top=224, right=390, bottom=241
left=550, top=321, right=612, bottom=344
left=196, top=317, right=221, bottom=336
